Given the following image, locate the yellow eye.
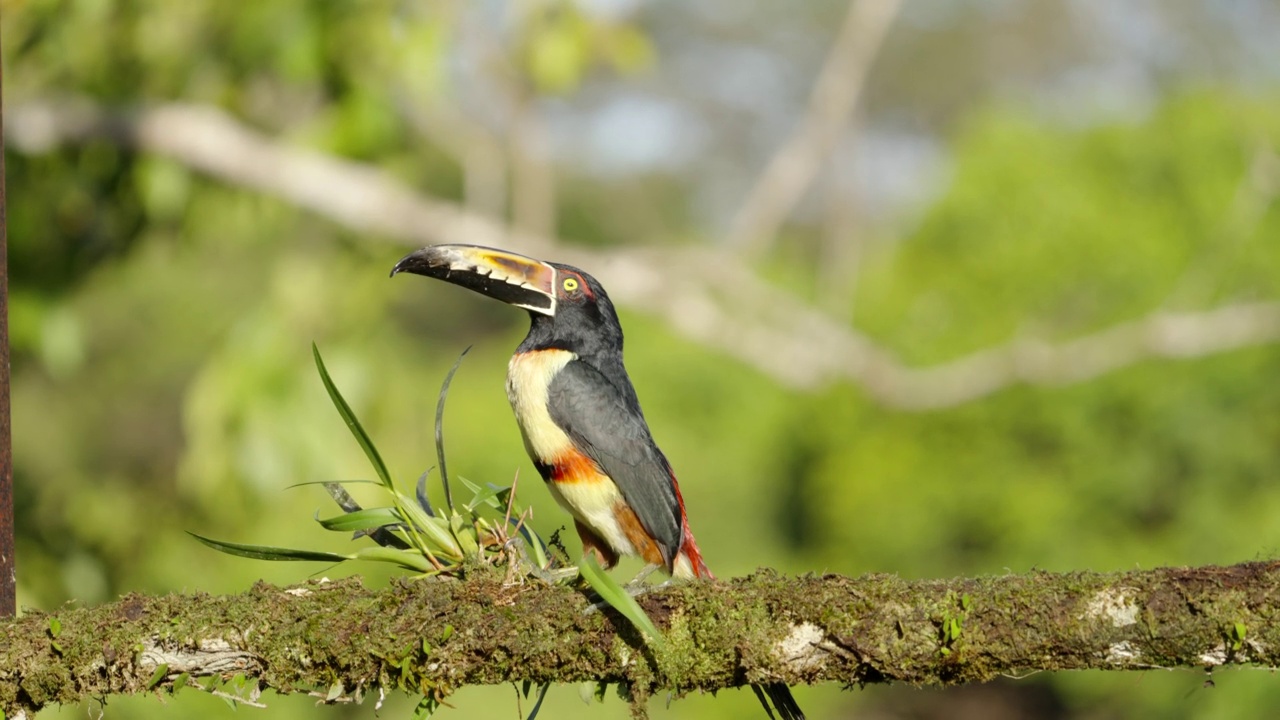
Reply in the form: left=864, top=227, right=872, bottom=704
left=562, top=277, right=579, bottom=292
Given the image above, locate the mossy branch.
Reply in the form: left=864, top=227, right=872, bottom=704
left=4, top=561, right=1280, bottom=716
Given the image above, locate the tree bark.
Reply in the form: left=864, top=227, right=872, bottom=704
left=3, top=562, right=1278, bottom=716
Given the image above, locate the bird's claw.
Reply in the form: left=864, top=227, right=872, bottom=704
left=531, top=565, right=581, bottom=584
left=623, top=563, right=662, bottom=590
left=581, top=564, right=668, bottom=614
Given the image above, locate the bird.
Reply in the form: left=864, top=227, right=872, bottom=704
left=392, top=244, right=803, bottom=720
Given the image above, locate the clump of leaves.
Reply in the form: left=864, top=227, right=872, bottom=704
left=190, top=344, right=554, bottom=578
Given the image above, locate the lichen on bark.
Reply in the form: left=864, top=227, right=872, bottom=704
left=3, top=561, right=1280, bottom=716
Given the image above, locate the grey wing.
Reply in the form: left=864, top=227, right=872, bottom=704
left=545, top=359, right=683, bottom=566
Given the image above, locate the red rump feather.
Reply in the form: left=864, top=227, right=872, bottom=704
left=671, top=471, right=714, bottom=579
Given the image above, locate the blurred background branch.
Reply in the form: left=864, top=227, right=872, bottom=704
left=726, top=0, right=902, bottom=260
left=10, top=95, right=1280, bottom=408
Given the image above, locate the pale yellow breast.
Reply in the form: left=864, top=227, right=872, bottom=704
left=506, top=349, right=578, bottom=463
left=506, top=349, right=635, bottom=556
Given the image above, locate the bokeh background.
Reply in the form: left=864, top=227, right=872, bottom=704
left=6, top=0, right=1280, bottom=717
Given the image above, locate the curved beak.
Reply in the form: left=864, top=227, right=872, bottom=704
left=391, top=245, right=557, bottom=316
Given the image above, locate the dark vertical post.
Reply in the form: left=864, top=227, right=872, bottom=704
left=0, top=32, right=15, bottom=618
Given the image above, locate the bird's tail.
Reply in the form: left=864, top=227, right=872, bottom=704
left=752, top=683, right=805, bottom=720
left=669, top=489, right=802, bottom=717
left=674, top=524, right=803, bottom=719
left=673, top=525, right=714, bottom=579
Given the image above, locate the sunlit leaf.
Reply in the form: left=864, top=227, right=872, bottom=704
left=415, top=469, right=436, bottom=517
left=579, top=555, right=665, bottom=647
left=285, top=479, right=383, bottom=491
left=434, top=346, right=470, bottom=513
left=449, top=512, right=479, bottom=554
left=412, top=696, right=438, bottom=720
left=395, top=491, right=462, bottom=554
left=460, top=476, right=503, bottom=511
left=188, top=532, right=351, bottom=563
left=317, top=507, right=403, bottom=532
left=350, top=546, right=438, bottom=573
left=525, top=681, right=550, bottom=720
left=512, top=519, right=550, bottom=570
left=321, top=481, right=363, bottom=513
left=313, top=343, right=394, bottom=491
left=146, top=663, right=169, bottom=690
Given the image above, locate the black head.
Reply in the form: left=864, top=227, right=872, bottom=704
left=528, top=261, right=622, bottom=358
left=392, top=244, right=624, bottom=360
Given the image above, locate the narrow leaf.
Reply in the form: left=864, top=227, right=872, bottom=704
left=513, top=520, right=551, bottom=570
left=146, top=664, right=169, bottom=690
left=415, top=469, right=436, bottom=517
left=412, top=696, right=438, bottom=720
left=188, top=532, right=350, bottom=563
left=434, top=346, right=471, bottom=513
left=449, top=511, right=479, bottom=555
left=460, top=477, right=503, bottom=511
left=322, top=484, right=413, bottom=549
left=313, top=343, right=394, bottom=491
left=322, top=482, right=363, bottom=513
left=285, top=479, right=383, bottom=491
left=396, top=492, right=463, bottom=556
left=579, top=555, right=665, bottom=647
left=351, top=546, right=439, bottom=573
left=317, top=507, right=404, bottom=532
left=525, top=682, right=550, bottom=720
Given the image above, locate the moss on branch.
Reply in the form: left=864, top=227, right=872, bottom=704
left=3, top=561, right=1279, bottom=716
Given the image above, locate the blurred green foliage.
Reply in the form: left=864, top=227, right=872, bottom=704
left=5, top=1, right=1280, bottom=718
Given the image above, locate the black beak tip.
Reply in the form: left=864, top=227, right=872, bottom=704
left=390, top=249, right=433, bottom=279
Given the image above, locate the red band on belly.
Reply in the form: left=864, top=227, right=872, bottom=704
left=549, top=449, right=601, bottom=484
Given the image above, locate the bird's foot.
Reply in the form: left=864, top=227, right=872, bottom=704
left=531, top=565, right=581, bottom=584
left=624, top=563, right=663, bottom=591
left=582, top=564, right=669, bottom=614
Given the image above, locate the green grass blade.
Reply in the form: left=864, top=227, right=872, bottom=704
left=434, top=346, right=471, bottom=513
left=312, top=343, right=394, bottom=491
left=579, top=555, right=665, bottom=648
left=396, top=492, right=464, bottom=556
left=321, top=481, right=364, bottom=514
left=525, top=682, right=550, bottom=720
left=514, top=522, right=550, bottom=570
left=411, top=697, right=439, bottom=720
left=460, top=477, right=503, bottom=511
left=316, top=507, right=403, bottom=532
left=415, top=469, right=436, bottom=517
left=284, top=479, right=383, bottom=490
left=351, top=546, right=438, bottom=573
left=449, top=512, right=479, bottom=555
left=188, top=532, right=351, bottom=563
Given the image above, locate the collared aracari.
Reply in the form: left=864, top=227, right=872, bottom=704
left=391, top=244, right=803, bottom=720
